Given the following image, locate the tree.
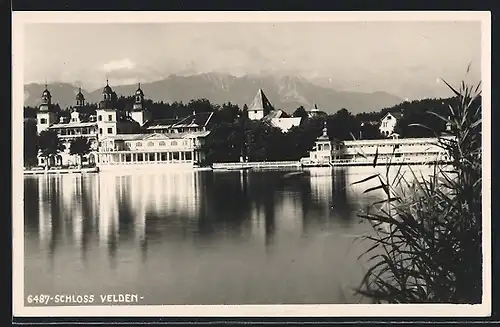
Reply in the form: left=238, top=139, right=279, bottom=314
left=216, top=102, right=240, bottom=124
left=37, top=130, right=64, bottom=167
left=23, top=119, right=38, bottom=168
left=327, top=109, right=359, bottom=140
left=241, top=104, right=249, bottom=120
left=292, top=106, right=308, bottom=119
left=23, top=106, right=37, bottom=119
left=69, top=137, right=91, bottom=168
left=202, top=122, right=245, bottom=164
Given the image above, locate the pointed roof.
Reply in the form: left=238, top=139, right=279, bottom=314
left=249, top=88, right=273, bottom=112
left=380, top=111, right=403, bottom=121
left=262, top=109, right=290, bottom=121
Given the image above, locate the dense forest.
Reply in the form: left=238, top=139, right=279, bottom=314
left=24, top=94, right=478, bottom=166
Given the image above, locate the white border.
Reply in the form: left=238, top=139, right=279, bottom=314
left=12, top=11, right=492, bottom=318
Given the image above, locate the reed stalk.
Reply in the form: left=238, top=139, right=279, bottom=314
left=353, top=76, right=482, bottom=303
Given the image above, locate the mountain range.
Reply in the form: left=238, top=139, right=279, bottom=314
left=23, top=73, right=404, bottom=115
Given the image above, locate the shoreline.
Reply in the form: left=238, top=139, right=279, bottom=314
left=23, top=159, right=451, bottom=176
left=23, top=167, right=100, bottom=175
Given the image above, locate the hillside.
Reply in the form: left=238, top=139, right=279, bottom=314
left=24, top=73, right=403, bottom=114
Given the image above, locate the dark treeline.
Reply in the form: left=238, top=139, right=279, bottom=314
left=24, top=95, right=475, bottom=165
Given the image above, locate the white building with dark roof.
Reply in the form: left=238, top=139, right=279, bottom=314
left=247, top=88, right=274, bottom=120
left=248, top=88, right=302, bottom=132
left=379, top=111, right=403, bottom=137
left=262, top=109, right=302, bottom=133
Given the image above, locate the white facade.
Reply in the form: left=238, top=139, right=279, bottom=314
left=130, top=110, right=152, bottom=127
left=340, top=137, right=451, bottom=163
left=36, top=111, right=58, bottom=135
left=248, top=89, right=273, bottom=121
left=269, top=117, right=302, bottom=132
left=96, top=131, right=210, bottom=170
left=379, top=112, right=401, bottom=137
left=302, top=131, right=452, bottom=166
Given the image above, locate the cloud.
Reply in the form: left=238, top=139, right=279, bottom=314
left=96, top=58, right=166, bottom=87
left=101, top=58, right=136, bottom=72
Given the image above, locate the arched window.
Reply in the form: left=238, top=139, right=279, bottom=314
left=159, top=141, right=166, bottom=146
left=171, top=141, right=177, bottom=146
left=147, top=142, right=154, bottom=147
left=136, top=142, right=142, bottom=147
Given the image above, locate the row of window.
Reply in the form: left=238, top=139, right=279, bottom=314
left=98, top=114, right=114, bottom=122
left=127, top=140, right=190, bottom=147
left=99, top=127, right=114, bottom=135
left=344, top=143, right=437, bottom=149
left=148, top=127, right=204, bottom=134
left=100, top=151, right=194, bottom=163
left=58, top=128, right=97, bottom=135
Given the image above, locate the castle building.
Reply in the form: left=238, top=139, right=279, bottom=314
left=33, top=81, right=214, bottom=169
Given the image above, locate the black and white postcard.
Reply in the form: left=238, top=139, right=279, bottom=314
left=12, top=11, right=492, bottom=318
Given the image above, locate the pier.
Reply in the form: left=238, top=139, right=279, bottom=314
left=24, top=167, right=99, bottom=175
left=212, top=161, right=301, bottom=170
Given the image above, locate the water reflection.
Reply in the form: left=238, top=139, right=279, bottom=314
left=24, top=167, right=405, bottom=304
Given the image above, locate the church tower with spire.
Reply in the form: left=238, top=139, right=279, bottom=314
left=130, top=83, right=151, bottom=127
left=36, top=84, right=58, bottom=134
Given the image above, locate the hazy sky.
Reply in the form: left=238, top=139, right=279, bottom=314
left=23, top=21, right=482, bottom=99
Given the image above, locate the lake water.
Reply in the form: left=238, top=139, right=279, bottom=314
left=23, top=166, right=434, bottom=305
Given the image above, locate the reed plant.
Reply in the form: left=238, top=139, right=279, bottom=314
left=353, top=77, right=483, bottom=303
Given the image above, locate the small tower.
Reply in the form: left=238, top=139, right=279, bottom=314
left=102, top=79, right=113, bottom=104
left=446, top=116, right=452, bottom=132
left=75, top=87, right=85, bottom=107
left=248, top=89, right=273, bottom=120
left=313, top=121, right=333, bottom=163
left=36, top=85, right=58, bottom=134
left=96, top=80, right=119, bottom=139
left=130, top=83, right=151, bottom=127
